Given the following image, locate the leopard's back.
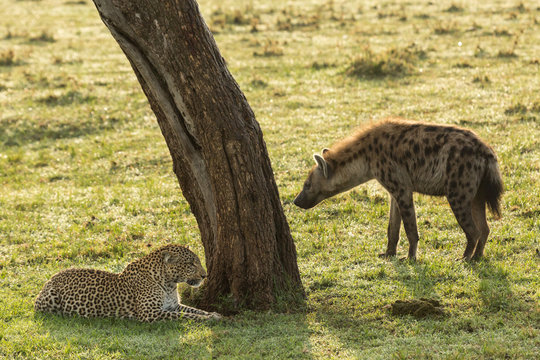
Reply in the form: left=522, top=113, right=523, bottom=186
left=34, top=268, right=136, bottom=319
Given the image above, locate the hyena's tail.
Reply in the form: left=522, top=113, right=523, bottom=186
left=479, top=156, right=504, bottom=219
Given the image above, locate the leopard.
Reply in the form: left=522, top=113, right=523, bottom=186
left=34, top=244, right=222, bottom=322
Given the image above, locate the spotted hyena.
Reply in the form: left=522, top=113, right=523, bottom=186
left=294, top=118, right=503, bottom=260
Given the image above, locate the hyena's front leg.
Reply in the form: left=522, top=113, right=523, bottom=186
left=380, top=196, right=401, bottom=258
left=392, top=190, right=419, bottom=260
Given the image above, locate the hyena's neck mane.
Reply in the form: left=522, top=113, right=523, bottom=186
left=323, top=118, right=412, bottom=170
left=323, top=121, right=383, bottom=171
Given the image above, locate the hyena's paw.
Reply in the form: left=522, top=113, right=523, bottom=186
left=470, top=254, right=484, bottom=262
left=378, top=252, right=397, bottom=259
left=399, top=255, right=416, bottom=262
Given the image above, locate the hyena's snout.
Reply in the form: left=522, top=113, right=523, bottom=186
left=293, top=190, right=318, bottom=209
left=293, top=191, right=308, bottom=209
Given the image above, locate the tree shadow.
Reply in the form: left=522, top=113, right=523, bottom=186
left=35, top=310, right=317, bottom=359
left=35, top=311, right=219, bottom=358
left=307, top=306, right=387, bottom=355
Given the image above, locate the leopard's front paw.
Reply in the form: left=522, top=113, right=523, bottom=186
left=208, top=312, right=222, bottom=320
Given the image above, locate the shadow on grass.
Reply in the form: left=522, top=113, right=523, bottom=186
left=305, top=308, right=385, bottom=357
left=391, top=256, right=529, bottom=312
left=390, top=259, right=440, bottom=299
left=468, top=259, right=526, bottom=313
left=35, top=310, right=316, bottom=359
left=0, top=116, right=122, bottom=147
left=34, top=312, right=223, bottom=358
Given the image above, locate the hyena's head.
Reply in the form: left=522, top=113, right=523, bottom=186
left=294, top=150, right=339, bottom=209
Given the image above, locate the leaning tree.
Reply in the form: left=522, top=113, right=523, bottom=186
left=90, top=0, right=304, bottom=310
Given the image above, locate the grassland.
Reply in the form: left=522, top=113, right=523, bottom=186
left=0, top=0, right=539, bottom=359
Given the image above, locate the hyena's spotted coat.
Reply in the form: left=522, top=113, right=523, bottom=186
left=294, top=118, right=503, bottom=260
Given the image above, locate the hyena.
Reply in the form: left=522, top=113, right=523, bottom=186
left=294, top=118, right=503, bottom=261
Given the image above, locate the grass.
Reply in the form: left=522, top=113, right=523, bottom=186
left=1, top=0, right=539, bottom=359
left=346, top=44, right=427, bottom=78
left=0, top=49, right=21, bottom=66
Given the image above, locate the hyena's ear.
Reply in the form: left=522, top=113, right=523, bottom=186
left=322, top=148, right=330, bottom=155
left=313, top=154, right=329, bottom=179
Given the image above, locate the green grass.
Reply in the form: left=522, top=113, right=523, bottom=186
left=1, top=0, right=539, bottom=359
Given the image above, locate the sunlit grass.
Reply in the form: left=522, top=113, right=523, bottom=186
left=1, top=0, right=539, bottom=359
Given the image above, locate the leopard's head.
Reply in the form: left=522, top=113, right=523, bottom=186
left=161, top=245, right=207, bottom=288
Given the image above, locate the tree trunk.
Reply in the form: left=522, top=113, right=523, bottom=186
left=90, top=0, right=304, bottom=310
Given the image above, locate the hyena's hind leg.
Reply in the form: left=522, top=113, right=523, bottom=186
left=471, top=192, right=490, bottom=260
left=447, top=195, right=480, bottom=261
left=379, top=196, right=401, bottom=258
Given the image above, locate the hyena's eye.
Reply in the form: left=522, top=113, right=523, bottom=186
left=304, top=181, right=311, bottom=190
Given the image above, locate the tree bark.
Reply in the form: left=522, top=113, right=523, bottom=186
left=90, top=0, right=304, bottom=310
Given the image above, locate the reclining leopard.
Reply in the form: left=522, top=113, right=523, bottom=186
left=35, top=244, right=221, bottom=322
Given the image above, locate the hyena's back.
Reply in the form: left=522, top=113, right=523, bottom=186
left=363, top=120, right=501, bottom=204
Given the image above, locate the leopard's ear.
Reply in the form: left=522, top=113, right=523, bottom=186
left=162, top=251, right=176, bottom=263
left=163, top=251, right=183, bottom=264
